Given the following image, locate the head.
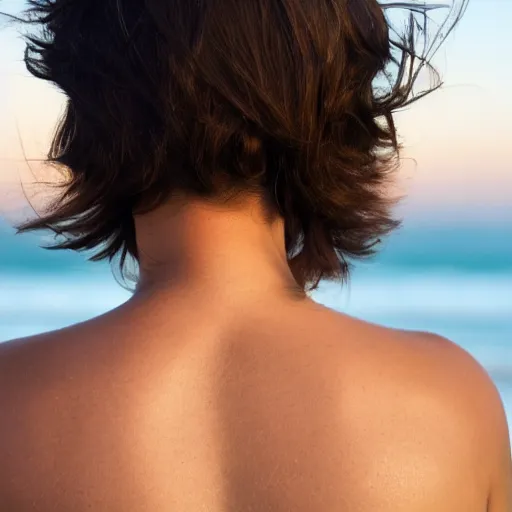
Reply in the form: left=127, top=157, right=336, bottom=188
left=15, top=0, right=466, bottom=291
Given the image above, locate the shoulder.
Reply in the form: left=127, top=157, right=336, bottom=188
left=282, top=302, right=507, bottom=436
left=0, top=320, right=109, bottom=425
left=0, top=331, right=61, bottom=388
left=396, top=330, right=511, bottom=508
left=308, top=305, right=508, bottom=450
left=293, top=302, right=504, bottom=423
left=0, top=327, right=80, bottom=380
left=266, top=302, right=511, bottom=505
left=320, top=307, right=505, bottom=422
left=339, top=314, right=507, bottom=438
left=0, top=331, right=69, bottom=491
left=0, top=299, right=159, bottom=420
left=0, top=301, right=134, bottom=379
left=331, top=312, right=509, bottom=487
left=0, top=329, right=77, bottom=429
left=392, top=329, right=507, bottom=430
left=0, top=320, right=127, bottom=473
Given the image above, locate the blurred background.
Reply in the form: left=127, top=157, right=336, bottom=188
left=0, top=0, right=511, bottom=433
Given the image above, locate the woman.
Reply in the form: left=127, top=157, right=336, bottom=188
left=0, top=0, right=510, bottom=510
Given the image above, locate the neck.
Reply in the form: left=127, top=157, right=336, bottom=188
left=133, top=193, right=305, bottom=301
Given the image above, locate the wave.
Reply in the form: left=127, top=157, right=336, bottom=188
left=315, top=272, right=512, bottom=317
left=0, top=274, right=131, bottom=316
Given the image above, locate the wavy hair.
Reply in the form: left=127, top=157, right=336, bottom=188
left=8, top=0, right=467, bottom=290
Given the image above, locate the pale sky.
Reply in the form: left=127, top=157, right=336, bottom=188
left=0, top=0, right=510, bottom=222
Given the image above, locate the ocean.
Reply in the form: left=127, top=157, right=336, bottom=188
left=0, top=219, right=511, bottom=433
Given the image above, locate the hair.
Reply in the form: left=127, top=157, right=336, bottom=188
left=10, top=0, right=467, bottom=291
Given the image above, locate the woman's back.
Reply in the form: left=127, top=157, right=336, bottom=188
left=1, top=0, right=510, bottom=509
left=1, top=282, right=509, bottom=511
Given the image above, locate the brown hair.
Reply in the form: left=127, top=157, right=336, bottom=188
left=13, top=0, right=466, bottom=290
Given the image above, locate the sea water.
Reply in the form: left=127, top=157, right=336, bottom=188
left=1, top=220, right=511, bottom=433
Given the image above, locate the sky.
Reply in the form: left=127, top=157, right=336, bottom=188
left=0, top=0, right=511, bottom=223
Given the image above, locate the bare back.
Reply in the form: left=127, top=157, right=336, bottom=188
left=1, top=293, right=510, bottom=511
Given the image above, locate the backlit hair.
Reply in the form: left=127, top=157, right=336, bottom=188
left=12, top=0, right=467, bottom=290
